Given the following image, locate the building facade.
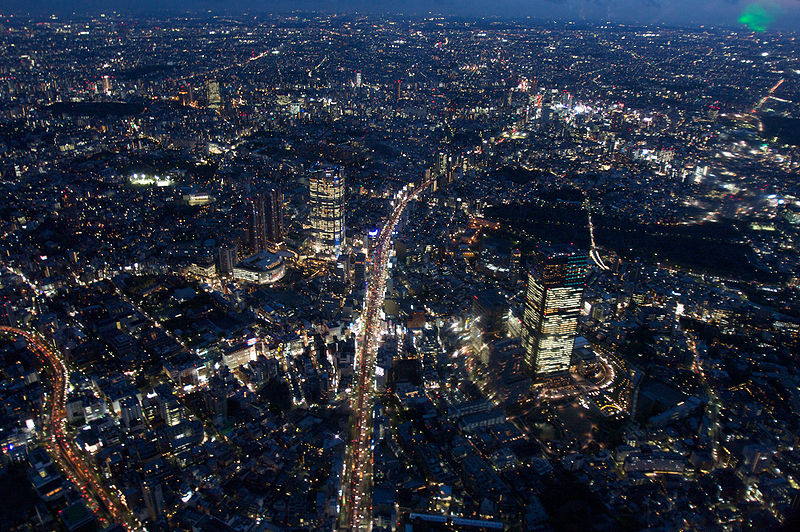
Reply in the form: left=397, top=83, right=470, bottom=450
left=521, top=246, right=588, bottom=377
left=265, top=188, right=284, bottom=243
left=309, top=164, right=346, bottom=255
left=232, top=251, right=286, bottom=284
left=218, top=246, right=239, bottom=275
left=248, top=189, right=283, bottom=253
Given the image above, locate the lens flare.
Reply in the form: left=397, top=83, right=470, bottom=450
left=739, top=3, right=777, bottom=32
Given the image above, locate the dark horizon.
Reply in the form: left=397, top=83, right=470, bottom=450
left=2, top=0, right=800, bottom=32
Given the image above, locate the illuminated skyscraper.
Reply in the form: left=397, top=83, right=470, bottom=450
left=206, top=79, right=221, bottom=109
left=309, top=164, right=346, bottom=255
left=436, top=151, right=450, bottom=177
left=521, top=246, right=588, bottom=377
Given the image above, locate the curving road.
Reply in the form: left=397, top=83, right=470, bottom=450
left=339, top=180, right=430, bottom=530
left=0, top=326, right=137, bottom=530
left=584, top=195, right=610, bottom=271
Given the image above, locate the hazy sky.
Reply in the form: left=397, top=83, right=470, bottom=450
left=3, top=0, right=800, bottom=30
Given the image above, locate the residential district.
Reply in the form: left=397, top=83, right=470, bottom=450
left=0, top=11, right=799, bottom=532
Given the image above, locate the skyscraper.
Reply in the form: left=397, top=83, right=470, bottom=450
left=436, top=151, right=450, bottom=177
left=206, top=79, right=221, bottom=109
left=248, top=189, right=283, bottom=253
left=521, top=245, right=588, bottom=377
left=265, top=188, right=284, bottom=243
left=249, top=194, right=267, bottom=253
left=309, top=164, right=346, bottom=255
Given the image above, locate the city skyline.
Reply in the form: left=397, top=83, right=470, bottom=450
left=0, top=9, right=798, bottom=532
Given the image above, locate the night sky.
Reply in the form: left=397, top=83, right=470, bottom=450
left=2, top=0, right=800, bottom=30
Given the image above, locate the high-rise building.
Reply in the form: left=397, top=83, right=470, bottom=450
left=249, top=195, right=267, bottom=253
left=206, top=79, right=221, bottom=109
left=178, top=87, right=190, bottom=106
left=309, top=164, right=346, bottom=255
left=265, top=189, right=284, bottom=243
left=521, top=245, right=588, bottom=377
left=248, top=189, right=283, bottom=253
left=218, top=246, right=239, bottom=275
left=436, top=151, right=450, bottom=177
left=158, top=397, right=183, bottom=427
left=355, top=71, right=362, bottom=88
left=472, top=290, right=508, bottom=337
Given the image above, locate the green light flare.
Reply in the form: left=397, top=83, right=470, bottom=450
left=738, top=4, right=775, bottom=32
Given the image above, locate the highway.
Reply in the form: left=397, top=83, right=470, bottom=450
left=0, top=326, right=138, bottom=530
left=583, top=195, right=610, bottom=272
left=339, top=179, right=429, bottom=530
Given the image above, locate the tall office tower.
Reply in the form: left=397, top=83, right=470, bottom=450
left=249, top=189, right=283, bottom=252
left=355, top=70, right=362, bottom=88
left=248, top=194, right=268, bottom=253
left=335, top=254, right=351, bottom=283
left=521, top=245, right=588, bottom=377
left=265, top=188, right=284, bottom=243
left=309, top=164, right=346, bottom=255
left=206, top=79, right=221, bottom=109
left=436, top=151, right=450, bottom=177
left=101, top=75, right=112, bottom=95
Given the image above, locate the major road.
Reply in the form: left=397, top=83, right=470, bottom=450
left=0, top=326, right=137, bottom=530
left=339, top=179, right=430, bottom=530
